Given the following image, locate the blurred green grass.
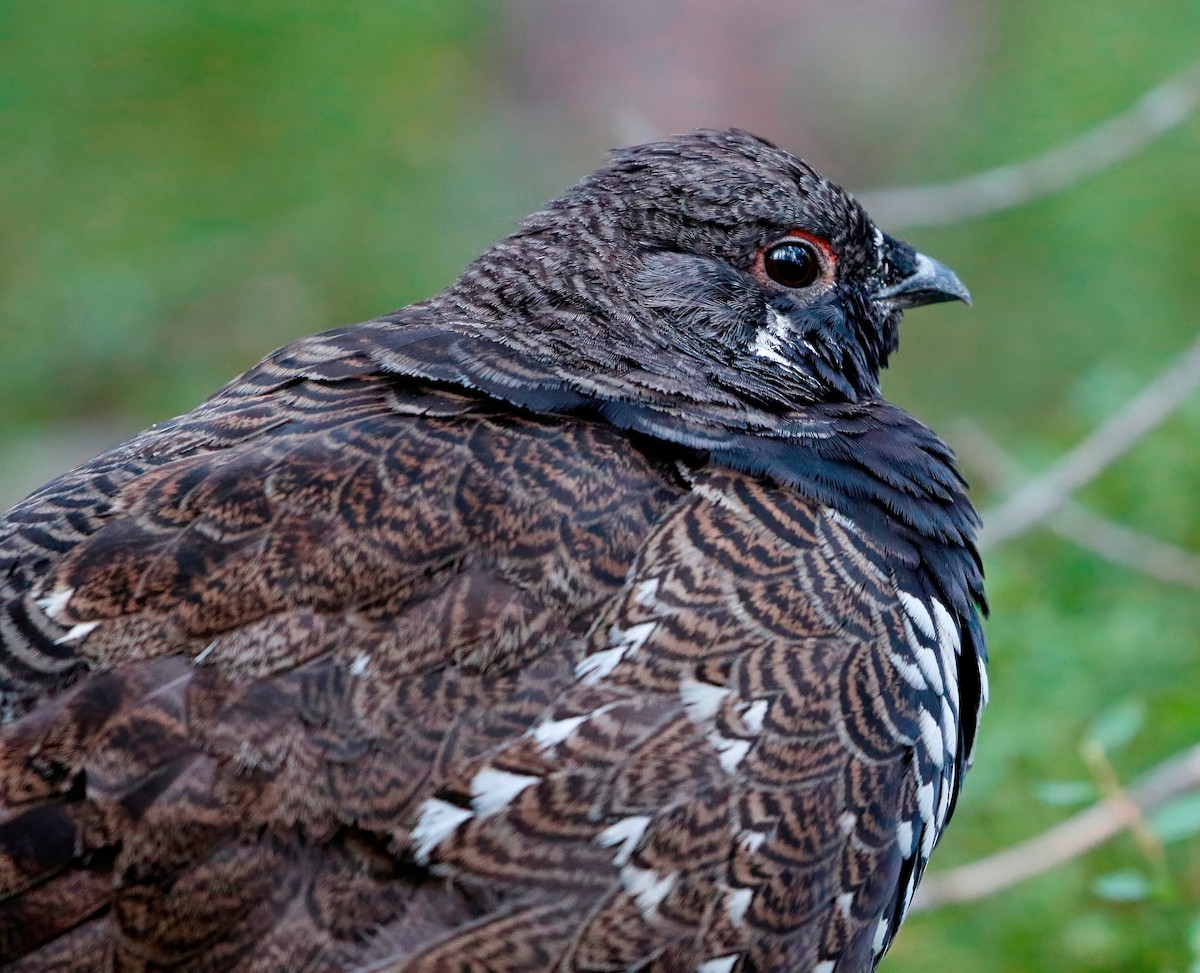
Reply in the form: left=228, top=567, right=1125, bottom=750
left=2, top=2, right=1199, bottom=971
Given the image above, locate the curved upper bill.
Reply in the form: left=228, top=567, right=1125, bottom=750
left=876, top=252, right=972, bottom=309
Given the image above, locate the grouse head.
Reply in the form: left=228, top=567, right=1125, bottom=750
left=437, top=129, right=969, bottom=412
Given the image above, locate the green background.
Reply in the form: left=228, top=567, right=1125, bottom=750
left=2, top=3, right=1198, bottom=970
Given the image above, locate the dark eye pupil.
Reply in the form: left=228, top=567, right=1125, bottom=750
left=764, top=242, right=820, bottom=288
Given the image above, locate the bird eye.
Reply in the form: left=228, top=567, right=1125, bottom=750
left=763, top=241, right=821, bottom=289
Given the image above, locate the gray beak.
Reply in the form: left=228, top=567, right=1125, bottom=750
left=876, top=252, right=972, bottom=309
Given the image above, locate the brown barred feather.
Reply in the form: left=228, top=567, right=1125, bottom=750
left=0, top=129, right=983, bottom=972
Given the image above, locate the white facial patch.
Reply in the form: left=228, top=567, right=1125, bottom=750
left=751, top=307, right=793, bottom=366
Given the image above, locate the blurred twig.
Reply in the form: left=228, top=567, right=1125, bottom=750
left=977, top=331, right=1200, bottom=550
left=910, top=743, right=1200, bottom=912
left=1042, top=505, right=1200, bottom=590
left=1081, top=739, right=1166, bottom=878
left=862, top=59, right=1200, bottom=228
left=958, top=421, right=1200, bottom=589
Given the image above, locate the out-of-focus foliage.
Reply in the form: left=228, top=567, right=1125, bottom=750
left=878, top=5, right=1200, bottom=972
left=0, top=1, right=525, bottom=442
left=1, top=2, right=1198, bottom=971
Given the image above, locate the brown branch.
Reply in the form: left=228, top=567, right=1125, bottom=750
left=910, top=743, right=1200, bottom=912
left=977, top=331, right=1200, bottom=550
left=956, top=421, right=1200, bottom=589
left=861, top=59, right=1200, bottom=228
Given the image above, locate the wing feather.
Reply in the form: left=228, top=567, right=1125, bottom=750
left=0, top=341, right=980, bottom=971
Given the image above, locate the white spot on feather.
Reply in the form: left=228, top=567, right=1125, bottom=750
left=836, top=891, right=853, bottom=919
left=978, top=653, right=990, bottom=706
left=936, top=774, right=952, bottom=830
left=680, top=678, right=730, bottom=723
left=349, top=653, right=370, bottom=676
left=411, top=798, right=473, bottom=864
left=740, top=699, right=768, bottom=734
left=633, top=578, right=659, bottom=607
left=814, top=961, right=836, bottom=973
left=826, top=506, right=863, bottom=533
left=52, top=620, right=99, bottom=645
left=707, top=731, right=751, bottom=773
left=918, top=780, right=938, bottom=858
left=574, top=646, right=625, bottom=683
left=873, top=916, right=891, bottom=954
left=901, top=614, right=945, bottom=696
left=917, top=708, right=944, bottom=769
left=888, top=650, right=927, bottom=691
left=692, top=482, right=747, bottom=512
left=621, top=865, right=677, bottom=917
left=913, top=643, right=945, bottom=695
left=619, top=621, right=657, bottom=651
left=898, top=590, right=935, bottom=641
left=941, top=697, right=958, bottom=760
left=896, top=819, right=915, bottom=854
left=903, top=859, right=920, bottom=911
left=531, top=714, right=588, bottom=749
left=36, top=586, right=74, bottom=622
left=697, top=956, right=738, bottom=973
left=725, top=887, right=753, bottom=925
left=469, top=767, right=540, bottom=817
left=838, top=811, right=857, bottom=834
left=575, top=621, right=656, bottom=684
left=596, top=815, right=651, bottom=866
left=738, top=829, right=767, bottom=853
left=930, top=598, right=961, bottom=655
left=916, top=780, right=935, bottom=828
left=944, top=644, right=961, bottom=712
left=922, top=824, right=937, bottom=860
